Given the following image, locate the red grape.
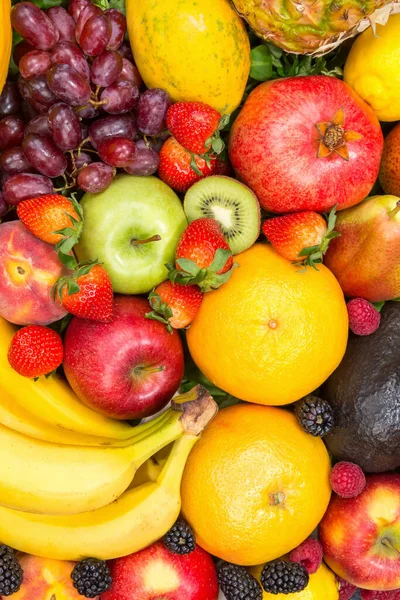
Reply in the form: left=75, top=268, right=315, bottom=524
left=11, top=2, right=59, bottom=51
left=0, top=147, right=33, bottom=175
left=124, top=139, right=159, bottom=176
left=79, top=15, right=112, bottom=57
left=104, top=9, right=126, bottom=51
left=75, top=4, right=102, bottom=44
left=91, top=50, right=123, bottom=87
left=51, top=41, right=90, bottom=81
left=29, top=75, right=58, bottom=108
left=18, top=76, right=49, bottom=114
left=117, top=43, right=134, bottom=62
left=137, top=89, right=170, bottom=136
left=47, top=64, right=91, bottom=107
left=47, top=7, right=76, bottom=43
left=0, top=82, right=21, bottom=117
left=22, top=134, right=67, bottom=178
left=3, top=173, right=53, bottom=205
left=117, top=59, right=143, bottom=88
left=67, top=150, right=93, bottom=173
left=68, top=0, right=91, bottom=22
left=77, top=162, right=114, bottom=193
left=0, top=193, right=9, bottom=218
left=101, top=81, right=139, bottom=114
left=13, top=41, right=35, bottom=67
left=0, top=116, right=25, bottom=151
left=76, top=103, right=101, bottom=119
left=98, top=137, right=136, bottom=167
left=89, top=114, right=138, bottom=149
left=48, top=102, right=82, bottom=151
left=25, top=114, right=51, bottom=137
left=19, top=51, right=52, bottom=80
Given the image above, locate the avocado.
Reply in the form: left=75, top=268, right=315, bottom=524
left=322, top=301, right=400, bottom=473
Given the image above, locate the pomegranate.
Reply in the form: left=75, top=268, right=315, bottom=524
left=228, top=76, right=383, bottom=214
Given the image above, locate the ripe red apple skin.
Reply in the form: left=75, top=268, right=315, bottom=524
left=324, top=195, right=400, bottom=301
left=228, top=75, right=383, bottom=214
left=63, top=295, right=184, bottom=420
left=101, top=541, right=219, bottom=600
left=319, top=473, right=400, bottom=591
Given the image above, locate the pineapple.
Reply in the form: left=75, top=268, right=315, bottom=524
left=232, top=0, right=400, bottom=54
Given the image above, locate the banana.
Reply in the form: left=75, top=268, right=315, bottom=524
left=0, top=317, right=135, bottom=440
left=0, top=386, right=217, bottom=560
left=0, top=405, right=186, bottom=515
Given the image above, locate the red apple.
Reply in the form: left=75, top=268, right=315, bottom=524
left=319, top=473, right=400, bottom=591
left=228, top=75, right=383, bottom=214
left=101, top=541, right=219, bottom=600
left=63, top=295, right=184, bottom=420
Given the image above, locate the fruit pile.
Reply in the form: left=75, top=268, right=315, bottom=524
left=0, top=0, right=399, bottom=599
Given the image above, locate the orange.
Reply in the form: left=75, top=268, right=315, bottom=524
left=181, top=403, right=332, bottom=565
left=186, top=243, right=348, bottom=406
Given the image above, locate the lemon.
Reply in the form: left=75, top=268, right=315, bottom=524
left=344, top=14, right=400, bottom=121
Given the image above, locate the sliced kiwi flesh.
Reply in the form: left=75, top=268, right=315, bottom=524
left=183, top=176, right=261, bottom=255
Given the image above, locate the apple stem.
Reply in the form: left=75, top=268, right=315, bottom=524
left=381, top=537, right=400, bottom=556
left=134, top=365, right=165, bottom=375
left=131, top=235, right=161, bottom=246
left=388, top=201, right=400, bottom=219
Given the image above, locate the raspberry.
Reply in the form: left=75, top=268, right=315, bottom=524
left=337, top=576, right=358, bottom=600
left=289, top=538, right=323, bottom=574
left=347, top=298, right=380, bottom=336
left=330, top=462, right=366, bottom=498
left=361, top=590, right=400, bottom=599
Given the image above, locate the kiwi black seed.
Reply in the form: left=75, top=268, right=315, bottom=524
left=183, top=175, right=261, bottom=255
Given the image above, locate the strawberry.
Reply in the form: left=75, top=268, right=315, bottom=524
left=17, top=194, right=83, bottom=270
left=168, top=218, right=234, bottom=292
left=8, top=325, right=64, bottom=379
left=158, top=137, right=216, bottom=193
left=166, top=101, right=228, bottom=156
left=262, top=207, right=340, bottom=268
left=53, top=263, right=114, bottom=322
left=146, top=281, right=203, bottom=332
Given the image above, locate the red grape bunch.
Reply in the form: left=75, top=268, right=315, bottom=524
left=0, top=0, right=171, bottom=217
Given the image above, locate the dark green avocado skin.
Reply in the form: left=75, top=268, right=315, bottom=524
left=322, top=302, right=400, bottom=473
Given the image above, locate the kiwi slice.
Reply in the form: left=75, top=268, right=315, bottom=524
left=183, top=176, right=260, bottom=255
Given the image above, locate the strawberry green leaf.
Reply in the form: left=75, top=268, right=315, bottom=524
left=145, top=310, right=173, bottom=334
left=57, top=252, right=78, bottom=270
left=58, top=236, right=78, bottom=255
left=176, top=258, right=201, bottom=277
left=217, top=114, right=230, bottom=131
left=209, top=248, right=232, bottom=273
left=211, top=137, right=225, bottom=155
left=189, top=155, right=203, bottom=177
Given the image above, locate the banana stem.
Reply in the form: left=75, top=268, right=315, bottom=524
left=157, top=434, right=198, bottom=494
left=128, top=411, right=184, bottom=469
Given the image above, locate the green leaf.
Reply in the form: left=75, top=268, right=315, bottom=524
left=211, top=137, right=225, bottom=155
left=372, top=301, right=385, bottom=312
left=209, top=248, right=232, bottom=274
left=66, top=280, right=81, bottom=295
left=57, top=252, right=78, bottom=270
left=298, top=245, right=320, bottom=257
left=217, top=114, right=230, bottom=130
left=58, top=236, right=78, bottom=254
left=250, top=45, right=273, bottom=82
left=392, top=297, right=400, bottom=302
left=28, top=0, right=65, bottom=8
left=176, top=258, right=201, bottom=277
left=189, top=155, right=203, bottom=177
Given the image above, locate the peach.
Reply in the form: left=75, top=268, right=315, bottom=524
left=0, top=220, right=68, bottom=325
left=11, top=554, right=98, bottom=600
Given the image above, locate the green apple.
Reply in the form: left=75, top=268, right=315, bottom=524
left=75, top=174, right=187, bottom=294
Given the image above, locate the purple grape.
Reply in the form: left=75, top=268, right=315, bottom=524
left=75, top=4, right=102, bottom=44
left=80, top=122, right=89, bottom=141
left=98, top=137, right=136, bottom=167
left=77, top=162, right=114, bottom=193
left=0, top=82, right=21, bottom=116
left=25, top=114, right=51, bottom=138
left=117, top=43, right=134, bottom=62
left=137, top=89, right=170, bottom=136
left=0, top=193, right=9, bottom=218
left=67, top=150, right=93, bottom=173
left=104, top=9, right=126, bottom=50
left=47, top=64, right=91, bottom=107
left=0, top=147, right=33, bottom=175
left=117, top=59, right=143, bottom=88
left=68, top=0, right=91, bottom=22
left=3, top=173, right=53, bottom=205
left=19, top=50, right=52, bottom=80
left=0, top=116, right=25, bottom=151
left=124, top=139, right=160, bottom=176
left=100, top=81, right=139, bottom=114
left=29, top=75, right=58, bottom=108
left=51, top=41, right=90, bottom=81
left=91, top=50, right=123, bottom=88
left=18, top=76, right=48, bottom=114
left=47, top=7, right=76, bottom=43
left=80, top=15, right=112, bottom=57
left=11, top=2, right=59, bottom=51
left=22, top=134, right=67, bottom=178
left=89, top=114, right=137, bottom=149
left=48, top=102, right=82, bottom=151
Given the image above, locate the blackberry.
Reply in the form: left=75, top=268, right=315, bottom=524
left=0, top=545, right=23, bottom=597
left=260, top=560, right=309, bottom=595
left=71, top=558, right=112, bottom=598
left=217, top=562, right=262, bottom=600
left=295, top=395, right=334, bottom=437
left=163, top=518, right=196, bottom=555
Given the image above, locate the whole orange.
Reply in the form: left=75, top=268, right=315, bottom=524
left=186, top=243, right=348, bottom=406
left=379, top=123, right=400, bottom=195
left=181, top=403, right=332, bottom=565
